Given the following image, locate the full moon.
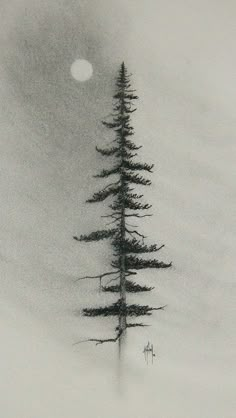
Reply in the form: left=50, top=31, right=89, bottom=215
left=70, top=59, right=93, bottom=82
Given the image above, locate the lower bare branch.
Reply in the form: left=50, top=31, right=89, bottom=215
left=73, top=307, right=166, bottom=347
left=74, top=270, right=119, bottom=282
left=73, top=329, right=123, bottom=346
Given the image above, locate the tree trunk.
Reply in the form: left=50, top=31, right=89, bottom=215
left=119, top=80, right=127, bottom=336
left=119, top=202, right=126, bottom=337
left=119, top=124, right=126, bottom=358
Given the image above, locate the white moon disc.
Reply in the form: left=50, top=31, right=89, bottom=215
left=70, top=59, right=93, bottom=82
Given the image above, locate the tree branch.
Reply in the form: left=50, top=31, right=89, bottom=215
left=101, top=212, right=121, bottom=219
left=153, top=304, right=167, bottom=311
left=73, top=329, right=123, bottom=346
left=156, top=244, right=165, bottom=251
left=105, top=218, right=121, bottom=226
left=125, top=228, right=146, bottom=239
left=105, top=275, right=120, bottom=286
left=99, top=180, right=120, bottom=191
left=125, top=271, right=137, bottom=276
left=125, top=214, right=153, bottom=218
left=74, top=270, right=119, bottom=282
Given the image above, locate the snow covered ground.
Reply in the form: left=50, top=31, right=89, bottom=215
left=0, top=1, right=235, bottom=417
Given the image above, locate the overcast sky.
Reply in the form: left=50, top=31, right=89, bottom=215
left=0, top=1, right=235, bottom=417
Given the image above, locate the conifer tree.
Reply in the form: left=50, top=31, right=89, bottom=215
left=74, top=62, right=171, bottom=345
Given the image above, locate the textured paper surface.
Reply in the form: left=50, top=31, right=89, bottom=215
left=0, top=1, right=235, bottom=417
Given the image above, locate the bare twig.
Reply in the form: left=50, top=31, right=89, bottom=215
left=73, top=329, right=123, bottom=346
left=126, top=223, right=138, bottom=228
left=101, top=212, right=121, bottom=219
left=156, top=244, right=165, bottom=251
left=153, top=304, right=167, bottom=311
left=125, top=214, right=153, bottom=218
left=74, top=270, right=120, bottom=282
left=99, top=180, right=120, bottom=191
left=125, top=228, right=146, bottom=239
left=105, top=218, right=120, bottom=226
left=125, top=271, right=137, bottom=276
left=105, top=275, right=120, bottom=286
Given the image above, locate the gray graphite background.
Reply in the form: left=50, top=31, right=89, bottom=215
left=0, top=1, right=235, bottom=418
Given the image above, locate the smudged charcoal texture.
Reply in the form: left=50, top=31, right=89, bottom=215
left=102, top=279, right=154, bottom=293
left=83, top=300, right=157, bottom=317
left=79, top=229, right=117, bottom=242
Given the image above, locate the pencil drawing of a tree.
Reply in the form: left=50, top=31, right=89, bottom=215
left=74, top=62, right=171, bottom=349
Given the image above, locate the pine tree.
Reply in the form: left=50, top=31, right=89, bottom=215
left=74, top=62, right=171, bottom=345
